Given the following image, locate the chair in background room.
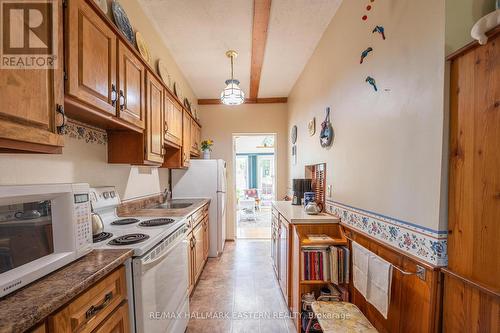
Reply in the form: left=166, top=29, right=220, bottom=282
left=244, top=189, right=261, bottom=211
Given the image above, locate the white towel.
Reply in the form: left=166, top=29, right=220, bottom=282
left=351, top=241, right=369, bottom=298
left=367, top=253, right=393, bottom=319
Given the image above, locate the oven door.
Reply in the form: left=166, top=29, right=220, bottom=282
left=132, top=233, right=189, bottom=333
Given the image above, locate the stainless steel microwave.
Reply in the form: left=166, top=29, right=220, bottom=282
left=0, top=183, right=93, bottom=297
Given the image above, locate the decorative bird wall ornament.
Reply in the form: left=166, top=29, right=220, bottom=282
left=372, top=25, right=386, bottom=40
left=366, top=76, right=378, bottom=91
left=360, top=47, right=373, bottom=64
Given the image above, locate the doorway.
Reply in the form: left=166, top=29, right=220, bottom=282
left=233, top=134, right=276, bottom=239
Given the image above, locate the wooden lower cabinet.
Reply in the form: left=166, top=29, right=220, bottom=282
left=187, top=205, right=210, bottom=295
left=47, top=266, right=129, bottom=333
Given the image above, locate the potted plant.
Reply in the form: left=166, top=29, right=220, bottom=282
left=200, top=139, right=213, bottom=159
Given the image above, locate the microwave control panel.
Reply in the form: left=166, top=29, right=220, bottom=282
left=74, top=193, right=92, bottom=249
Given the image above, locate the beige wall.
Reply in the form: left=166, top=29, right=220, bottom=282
left=288, top=0, right=448, bottom=232
left=445, top=0, right=496, bottom=55
left=198, top=103, right=288, bottom=240
left=107, top=0, right=198, bottom=106
left=0, top=136, right=169, bottom=201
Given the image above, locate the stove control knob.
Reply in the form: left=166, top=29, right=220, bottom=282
left=110, top=191, right=116, bottom=198
left=103, top=191, right=110, bottom=199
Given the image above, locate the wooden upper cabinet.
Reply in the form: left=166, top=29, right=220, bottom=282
left=0, top=0, right=64, bottom=153
left=66, top=0, right=117, bottom=115
left=182, top=110, right=191, bottom=167
left=145, top=72, right=164, bottom=164
left=164, top=95, right=182, bottom=147
left=190, top=117, right=201, bottom=157
left=117, top=41, right=145, bottom=129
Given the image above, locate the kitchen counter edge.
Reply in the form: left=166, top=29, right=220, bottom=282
left=272, top=201, right=340, bottom=224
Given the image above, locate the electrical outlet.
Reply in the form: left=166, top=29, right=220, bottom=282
left=327, top=184, right=333, bottom=198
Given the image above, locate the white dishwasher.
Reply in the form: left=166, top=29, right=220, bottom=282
left=132, top=225, right=189, bottom=333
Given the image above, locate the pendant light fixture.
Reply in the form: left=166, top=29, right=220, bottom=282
left=220, top=50, right=245, bottom=105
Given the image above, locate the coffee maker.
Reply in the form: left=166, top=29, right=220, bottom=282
left=292, top=178, right=312, bottom=205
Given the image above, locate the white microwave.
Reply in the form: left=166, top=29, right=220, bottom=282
left=0, top=183, right=93, bottom=297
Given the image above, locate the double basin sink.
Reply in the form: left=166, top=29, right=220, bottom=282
left=152, top=199, right=200, bottom=210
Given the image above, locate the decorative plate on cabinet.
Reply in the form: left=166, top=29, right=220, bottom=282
left=291, top=125, right=297, bottom=144
left=173, top=82, right=178, bottom=97
left=112, top=0, right=135, bottom=45
left=157, top=60, right=172, bottom=89
left=93, top=0, right=108, bottom=14
left=135, top=31, right=151, bottom=63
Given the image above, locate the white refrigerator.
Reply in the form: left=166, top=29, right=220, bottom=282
left=172, top=159, right=226, bottom=257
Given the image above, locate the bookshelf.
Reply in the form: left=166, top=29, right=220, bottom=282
left=291, top=223, right=349, bottom=333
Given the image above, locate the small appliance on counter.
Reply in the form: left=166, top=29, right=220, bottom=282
left=292, top=178, right=312, bottom=205
left=0, top=183, right=92, bottom=297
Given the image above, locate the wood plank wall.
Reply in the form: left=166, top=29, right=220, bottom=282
left=342, top=225, right=442, bottom=333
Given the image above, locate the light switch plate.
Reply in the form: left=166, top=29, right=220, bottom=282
left=327, top=185, right=333, bottom=197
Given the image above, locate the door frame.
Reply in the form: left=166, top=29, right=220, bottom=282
left=232, top=133, right=277, bottom=239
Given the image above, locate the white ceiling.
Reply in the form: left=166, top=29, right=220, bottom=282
left=138, top=0, right=342, bottom=99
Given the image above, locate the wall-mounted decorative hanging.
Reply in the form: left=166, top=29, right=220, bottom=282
left=360, top=47, right=373, bottom=64
left=372, top=25, right=386, bottom=40
left=292, top=144, right=297, bottom=165
left=111, top=1, right=135, bottom=45
left=291, top=125, right=298, bottom=144
left=308, top=118, right=316, bottom=136
left=135, top=31, right=151, bottom=64
left=366, top=76, right=378, bottom=91
left=319, top=107, right=334, bottom=148
left=93, top=0, right=108, bottom=14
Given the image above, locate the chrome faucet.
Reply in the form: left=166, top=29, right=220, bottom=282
left=163, top=188, right=172, bottom=202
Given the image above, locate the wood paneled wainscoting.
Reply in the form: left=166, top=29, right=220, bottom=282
left=341, top=225, right=442, bottom=333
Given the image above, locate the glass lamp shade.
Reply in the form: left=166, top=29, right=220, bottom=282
left=220, top=79, right=245, bottom=105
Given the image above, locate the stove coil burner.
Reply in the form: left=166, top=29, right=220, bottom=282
left=111, top=218, right=140, bottom=225
left=93, top=232, right=113, bottom=243
left=139, top=218, right=175, bottom=227
left=108, top=233, right=150, bottom=246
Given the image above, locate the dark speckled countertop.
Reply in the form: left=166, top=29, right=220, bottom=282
left=0, top=249, right=133, bottom=333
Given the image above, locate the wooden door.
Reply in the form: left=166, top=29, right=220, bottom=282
left=164, top=96, right=182, bottom=147
left=278, top=216, right=289, bottom=303
left=66, top=0, right=117, bottom=115
left=202, top=216, right=209, bottom=260
left=0, top=0, right=64, bottom=153
left=92, top=302, right=130, bottom=333
left=444, top=30, right=500, bottom=333
left=182, top=111, right=191, bottom=167
left=193, top=222, right=205, bottom=281
left=117, top=41, right=145, bottom=129
left=145, top=72, right=164, bottom=164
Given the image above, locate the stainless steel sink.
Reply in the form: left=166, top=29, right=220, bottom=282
left=153, top=199, right=197, bottom=209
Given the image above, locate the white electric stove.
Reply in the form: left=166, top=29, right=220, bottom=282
left=90, top=187, right=189, bottom=333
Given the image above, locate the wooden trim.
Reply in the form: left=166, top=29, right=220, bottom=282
left=446, top=25, right=500, bottom=61
left=197, top=97, right=287, bottom=105
left=442, top=268, right=500, bottom=299
left=249, top=0, right=272, bottom=99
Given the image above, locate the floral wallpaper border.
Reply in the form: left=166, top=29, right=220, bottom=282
left=326, top=200, right=448, bottom=266
left=64, top=118, right=107, bottom=145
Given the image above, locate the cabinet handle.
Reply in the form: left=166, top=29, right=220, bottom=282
left=55, top=104, right=66, bottom=134
left=111, top=84, right=117, bottom=106
left=85, top=291, right=113, bottom=320
left=119, top=90, right=125, bottom=110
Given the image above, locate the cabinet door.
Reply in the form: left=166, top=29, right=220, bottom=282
left=271, top=213, right=279, bottom=277
left=182, top=111, right=191, bottom=167
left=202, top=216, right=209, bottom=260
left=66, top=0, right=117, bottom=115
left=193, top=222, right=205, bottom=281
left=164, top=96, right=182, bottom=146
left=92, top=302, right=130, bottom=333
left=278, top=217, right=289, bottom=302
left=145, top=72, right=164, bottom=164
left=117, top=41, right=145, bottom=129
left=0, top=0, right=63, bottom=153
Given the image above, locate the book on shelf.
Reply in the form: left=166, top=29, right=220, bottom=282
left=301, top=245, right=350, bottom=284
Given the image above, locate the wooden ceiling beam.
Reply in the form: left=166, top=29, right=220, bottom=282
left=249, top=0, right=272, bottom=99
left=198, top=97, right=287, bottom=105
